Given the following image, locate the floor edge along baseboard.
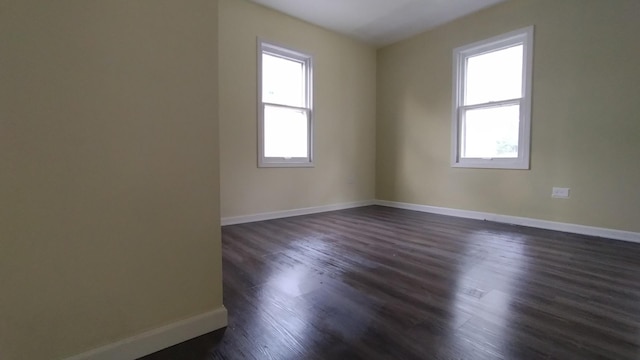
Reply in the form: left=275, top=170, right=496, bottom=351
left=375, top=200, right=640, bottom=244
left=221, top=199, right=639, bottom=244
left=221, top=200, right=376, bottom=226
left=64, top=306, right=228, bottom=360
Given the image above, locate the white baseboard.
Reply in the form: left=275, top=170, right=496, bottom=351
left=65, top=306, right=228, bottom=360
left=375, top=200, right=640, bottom=244
left=221, top=200, right=375, bottom=226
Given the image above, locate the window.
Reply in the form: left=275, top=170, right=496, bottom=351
left=451, top=26, right=534, bottom=169
left=258, top=41, right=313, bottom=167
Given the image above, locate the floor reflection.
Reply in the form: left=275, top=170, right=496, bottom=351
left=449, top=230, right=529, bottom=356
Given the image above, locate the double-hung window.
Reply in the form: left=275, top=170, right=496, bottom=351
left=258, top=41, right=313, bottom=167
left=452, top=26, right=534, bottom=169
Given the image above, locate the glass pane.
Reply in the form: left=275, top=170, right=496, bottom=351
left=264, top=105, right=308, bottom=158
left=462, top=104, right=520, bottom=159
left=262, top=53, right=305, bottom=107
left=465, top=45, right=523, bottom=105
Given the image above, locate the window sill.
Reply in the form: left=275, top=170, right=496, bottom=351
left=452, top=160, right=529, bottom=170
left=258, top=161, right=315, bottom=168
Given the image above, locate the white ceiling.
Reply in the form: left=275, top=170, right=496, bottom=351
left=250, top=0, right=507, bottom=47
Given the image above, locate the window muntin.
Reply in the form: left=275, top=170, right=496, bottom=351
left=258, top=41, right=313, bottom=167
left=452, top=27, right=534, bottom=169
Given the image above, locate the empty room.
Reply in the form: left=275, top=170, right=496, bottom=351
left=2, top=0, right=639, bottom=359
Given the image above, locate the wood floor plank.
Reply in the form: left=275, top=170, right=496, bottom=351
left=141, top=206, right=640, bottom=360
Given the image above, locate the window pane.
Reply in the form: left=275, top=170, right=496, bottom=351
left=465, top=45, right=523, bottom=105
left=262, top=53, right=305, bottom=107
left=462, top=104, right=520, bottom=158
left=264, top=105, right=308, bottom=158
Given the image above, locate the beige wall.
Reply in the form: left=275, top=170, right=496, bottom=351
left=377, top=0, right=640, bottom=232
left=219, top=0, right=377, bottom=219
left=0, top=1, right=223, bottom=359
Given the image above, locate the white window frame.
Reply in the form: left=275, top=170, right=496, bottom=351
left=258, top=40, right=314, bottom=168
left=451, top=26, right=534, bottom=169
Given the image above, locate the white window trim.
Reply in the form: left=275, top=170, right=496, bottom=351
left=451, top=26, right=534, bottom=170
left=257, top=40, right=314, bottom=168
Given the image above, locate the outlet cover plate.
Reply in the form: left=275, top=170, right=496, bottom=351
left=552, top=187, right=570, bottom=199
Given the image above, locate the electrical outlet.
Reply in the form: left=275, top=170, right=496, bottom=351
left=552, top=187, right=570, bottom=199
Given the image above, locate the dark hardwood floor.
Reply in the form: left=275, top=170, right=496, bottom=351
left=141, top=205, right=640, bottom=360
